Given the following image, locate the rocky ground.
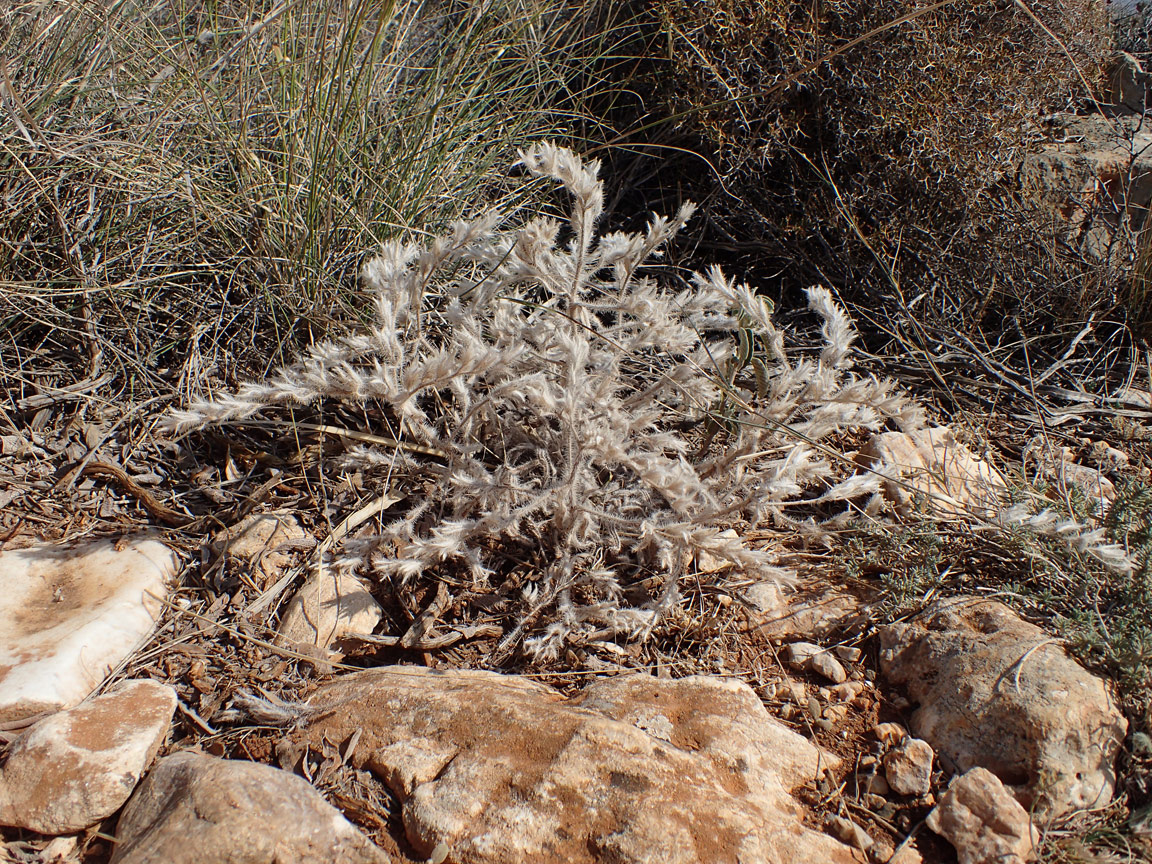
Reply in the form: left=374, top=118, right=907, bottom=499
left=0, top=412, right=1148, bottom=864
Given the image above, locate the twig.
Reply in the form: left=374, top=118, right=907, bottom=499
left=15, top=371, right=114, bottom=411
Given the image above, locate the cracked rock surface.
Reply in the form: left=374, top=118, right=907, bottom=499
left=277, top=667, right=856, bottom=864
left=880, top=596, right=1127, bottom=817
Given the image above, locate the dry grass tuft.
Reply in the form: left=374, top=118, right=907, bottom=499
left=0, top=0, right=637, bottom=404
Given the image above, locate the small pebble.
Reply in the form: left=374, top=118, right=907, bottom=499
left=824, top=703, right=850, bottom=723
left=824, top=814, right=874, bottom=851
left=809, top=651, right=847, bottom=684
left=859, top=771, right=890, bottom=797
left=783, top=679, right=807, bottom=704
left=873, top=722, right=908, bottom=747
left=869, top=839, right=894, bottom=863
left=784, top=641, right=823, bottom=667
left=829, top=680, right=867, bottom=702
left=884, top=737, right=934, bottom=797
left=807, top=695, right=823, bottom=720
left=835, top=645, right=863, bottom=663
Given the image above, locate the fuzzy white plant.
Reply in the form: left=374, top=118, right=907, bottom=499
left=165, top=143, right=925, bottom=661
left=997, top=504, right=1137, bottom=575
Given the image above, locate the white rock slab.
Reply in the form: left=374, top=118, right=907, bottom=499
left=0, top=679, right=177, bottom=834
left=0, top=538, right=178, bottom=723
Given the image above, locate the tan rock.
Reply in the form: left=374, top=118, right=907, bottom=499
left=784, top=642, right=848, bottom=684
left=110, top=752, right=388, bottom=864
left=0, top=538, right=178, bottom=723
left=277, top=566, right=381, bottom=653
left=857, top=427, right=1007, bottom=516
left=926, top=767, right=1039, bottom=864
left=873, top=723, right=908, bottom=747
left=834, top=646, right=863, bottom=663
left=824, top=814, right=873, bottom=851
left=884, top=738, right=934, bottom=797
left=695, top=528, right=742, bottom=573
left=37, top=837, right=78, bottom=861
left=744, top=581, right=865, bottom=642
left=828, top=681, right=867, bottom=702
left=810, top=651, right=848, bottom=684
left=781, top=678, right=809, bottom=705
left=0, top=680, right=176, bottom=833
left=1053, top=460, right=1116, bottom=516
left=880, top=597, right=1127, bottom=817
left=859, top=772, right=889, bottom=797
left=212, top=512, right=308, bottom=589
left=1023, top=436, right=1117, bottom=516
left=278, top=668, right=857, bottom=864
left=888, top=843, right=924, bottom=864
left=1020, top=112, right=1152, bottom=259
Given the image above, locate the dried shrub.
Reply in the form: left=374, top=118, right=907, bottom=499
left=165, top=144, right=926, bottom=662
left=647, top=0, right=1114, bottom=332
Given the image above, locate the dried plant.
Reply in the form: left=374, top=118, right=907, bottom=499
left=165, top=144, right=926, bottom=661
left=647, top=0, right=1116, bottom=338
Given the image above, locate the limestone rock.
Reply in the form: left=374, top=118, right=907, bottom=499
left=823, top=814, right=873, bottom=851
left=695, top=528, right=742, bottom=573
left=1023, top=436, right=1117, bottom=516
left=278, top=667, right=856, bottom=864
left=827, top=680, right=867, bottom=703
left=1020, top=113, right=1152, bottom=259
left=211, top=512, right=308, bottom=589
left=880, top=597, right=1127, bottom=816
left=277, top=567, right=382, bottom=653
left=784, top=641, right=823, bottom=666
left=35, top=837, right=78, bottom=861
left=1052, top=460, right=1116, bottom=516
left=785, top=642, right=848, bottom=684
left=0, top=538, right=178, bottom=723
left=858, top=427, right=1007, bottom=516
left=0, top=680, right=176, bottom=834
left=884, top=738, right=934, bottom=797
left=888, top=843, right=924, bottom=864
left=873, top=723, right=909, bottom=748
left=743, top=581, right=865, bottom=642
left=834, top=646, right=862, bottom=663
left=926, top=767, right=1039, bottom=864
left=110, top=752, right=388, bottom=864
left=809, top=651, right=848, bottom=684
